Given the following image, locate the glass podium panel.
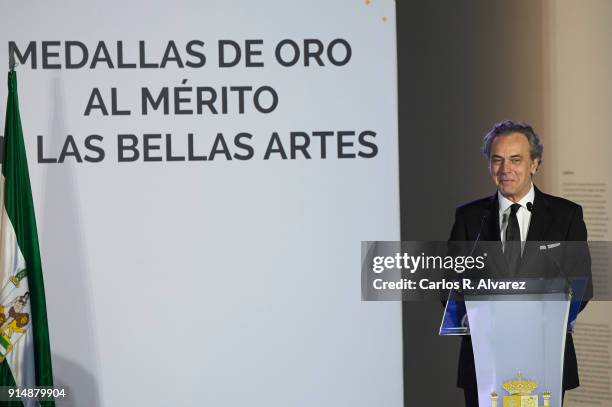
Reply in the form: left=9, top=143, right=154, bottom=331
left=439, top=277, right=589, bottom=335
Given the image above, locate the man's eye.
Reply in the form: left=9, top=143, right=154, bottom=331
left=512, top=159, right=521, bottom=164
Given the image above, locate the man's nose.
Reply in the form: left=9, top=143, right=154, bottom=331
left=500, top=160, right=512, bottom=173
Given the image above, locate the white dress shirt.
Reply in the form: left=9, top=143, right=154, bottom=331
left=498, top=183, right=534, bottom=244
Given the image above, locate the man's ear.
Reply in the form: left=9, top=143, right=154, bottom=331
left=531, top=159, right=540, bottom=175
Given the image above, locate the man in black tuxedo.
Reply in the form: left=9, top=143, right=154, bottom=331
left=449, top=120, right=592, bottom=407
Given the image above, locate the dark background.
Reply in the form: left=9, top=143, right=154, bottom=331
left=397, top=1, right=545, bottom=405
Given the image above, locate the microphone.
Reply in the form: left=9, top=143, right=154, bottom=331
left=526, top=202, right=534, bottom=212
left=468, top=211, right=489, bottom=257
left=456, top=211, right=489, bottom=297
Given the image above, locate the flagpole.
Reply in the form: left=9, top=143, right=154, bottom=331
left=9, top=47, right=16, bottom=71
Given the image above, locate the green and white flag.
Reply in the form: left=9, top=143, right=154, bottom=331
left=0, top=70, right=54, bottom=406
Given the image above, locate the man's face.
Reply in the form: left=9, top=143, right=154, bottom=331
left=489, top=132, right=539, bottom=202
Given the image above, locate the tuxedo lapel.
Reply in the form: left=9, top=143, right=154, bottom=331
left=479, top=193, right=506, bottom=275
left=520, top=186, right=553, bottom=270
left=481, top=193, right=500, bottom=241
left=526, top=186, right=553, bottom=241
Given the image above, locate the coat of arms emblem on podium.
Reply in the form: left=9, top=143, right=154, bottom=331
left=490, top=372, right=552, bottom=407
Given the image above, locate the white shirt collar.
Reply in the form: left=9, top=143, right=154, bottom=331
left=498, top=183, right=535, bottom=213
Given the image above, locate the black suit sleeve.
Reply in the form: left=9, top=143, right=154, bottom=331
left=449, top=208, right=468, bottom=241
left=567, top=205, right=587, bottom=241
left=443, top=208, right=467, bottom=306
left=566, top=205, right=593, bottom=310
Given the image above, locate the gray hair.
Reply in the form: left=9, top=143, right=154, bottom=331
left=482, top=120, right=543, bottom=163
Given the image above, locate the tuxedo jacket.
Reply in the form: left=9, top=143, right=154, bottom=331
left=448, top=185, right=592, bottom=391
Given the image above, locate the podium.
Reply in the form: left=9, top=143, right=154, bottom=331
left=440, top=280, right=587, bottom=407
left=469, top=292, right=569, bottom=407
